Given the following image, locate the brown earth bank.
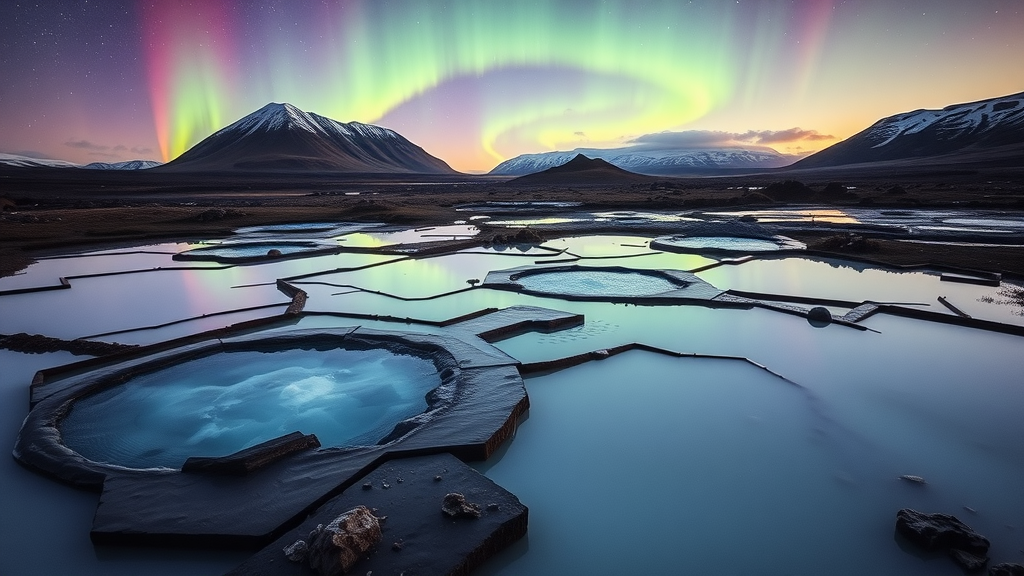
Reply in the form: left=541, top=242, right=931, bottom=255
left=2, top=168, right=1023, bottom=277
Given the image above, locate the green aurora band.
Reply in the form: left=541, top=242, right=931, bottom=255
left=147, top=1, right=824, bottom=166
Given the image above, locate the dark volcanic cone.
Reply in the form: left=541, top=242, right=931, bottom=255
left=507, top=154, right=652, bottom=186
left=156, top=103, right=456, bottom=174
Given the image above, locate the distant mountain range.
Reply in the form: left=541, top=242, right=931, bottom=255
left=490, top=146, right=796, bottom=176
left=794, top=91, right=1024, bottom=168
left=0, top=153, right=160, bottom=170
left=0, top=153, right=84, bottom=169
left=4, top=92, right=1021, bottom=177
left=155, top=103, right=455, bottom=174
left=84, top=160, right=163, bottom=170
left=507, top=154, right=651, bottom=185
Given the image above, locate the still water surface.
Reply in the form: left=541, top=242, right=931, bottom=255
left=0, top=229, right=1022, bottom=575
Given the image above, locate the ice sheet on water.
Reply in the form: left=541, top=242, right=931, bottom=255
left=60, top=348, right=440, bottom=469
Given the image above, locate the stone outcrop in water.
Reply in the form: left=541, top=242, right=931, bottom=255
left=287, top=505, right=382, bottom=576
left=950, top=548, right=989, bottom=572
left=895, top=508, right=990, bottom=570
left=442, top=492, right=482, bottom=519
left=0, top=332, right=136, bottom=356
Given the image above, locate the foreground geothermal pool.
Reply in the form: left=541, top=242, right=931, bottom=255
left=60, top=348, right=440, bottom=469
left=516, top=270, right=680, bottom=296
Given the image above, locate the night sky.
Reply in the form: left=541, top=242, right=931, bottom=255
left=2, top=0, right=1022, bottom=172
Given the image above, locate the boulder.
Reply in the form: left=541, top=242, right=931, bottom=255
left=303, top=506, right=382, bottom=575
left=441, top=493, right=481, bottom=519
left=990, top=564, right=1024, bottom=576
left=282, top=539, right=307, bottom=563
left=950, top=548, right=988, bottom=573
left=895, top=508, right=990, bottom=556
left=807, top=307, right=832, bottom=324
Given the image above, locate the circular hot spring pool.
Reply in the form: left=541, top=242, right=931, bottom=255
left=60, top=347, right=441, bottom=469
left=515, top=270, right=683, bottom=297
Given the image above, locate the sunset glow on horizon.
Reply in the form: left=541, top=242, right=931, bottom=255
left=1, top=0, right=1022, bottom=172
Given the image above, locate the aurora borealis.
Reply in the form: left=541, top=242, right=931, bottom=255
left=2, top=1, right=1022, bottom=172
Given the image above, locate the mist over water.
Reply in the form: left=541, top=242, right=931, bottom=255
left=62, top=348, right=439, bottom=469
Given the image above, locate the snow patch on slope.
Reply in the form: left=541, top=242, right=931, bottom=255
left=867, top=94, right=1024, bottom=148
left=0, top=153, right=80, bottom=168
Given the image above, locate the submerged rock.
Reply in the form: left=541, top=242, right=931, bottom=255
left=304, top=505, right=382, bottom=576
left=807, top=307, right=832, bottom=324
left=895, top=508, right=990, bottom=556
left=441, top=493, right=481, bottom=519
left=990, top=564, right=1024, bottom=576
left=283, top=539, right=308, bottom=563
left=950, top=548, right=988, bottom=572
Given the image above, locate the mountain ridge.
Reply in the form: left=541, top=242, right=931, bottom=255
left=795, top=91, right=1024, bottom=168
left=491, top=146, right=796, bottom=176
left=157, top=103, right=456, bottom=174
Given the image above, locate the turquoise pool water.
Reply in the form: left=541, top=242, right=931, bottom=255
left=61, top=348, right=440, bottom=469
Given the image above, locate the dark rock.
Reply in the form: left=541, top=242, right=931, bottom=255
left=895, top=508, right=990, bottom=556
left=282, top=539, right=307, bottom=563
left=442, top=493, right=481, bottom=519
left=990, top=564, right=1024, bottom=576
left=899, top=474, right=927, bottom=484
left=0, top=332, right=137, bottom=356
left=266, top=249, right=282, bottom=257
left=225, top=454, right=528, bottom=576
left=195, top=208, right=244, bottom=221
left=763, top=180, right=816, bottom=201
left=807, top=307, right=832, bottom=324
left=815, top=233, right=880, bottom=253
left=182, top=432, right=320, bottom=475
left=305, top=506, right=382, bottom=576
left=950, top=548, right=988, bottom=572
left=490, top=227, right=543, bottom=245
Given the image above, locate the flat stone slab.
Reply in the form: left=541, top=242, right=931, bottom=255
left=16, top=326, right=532, bottom=546
left=226, top=453, right=527, bottom=576
left=448, top=304, right=584, bottom=342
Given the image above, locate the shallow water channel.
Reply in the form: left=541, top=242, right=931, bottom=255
left=1, top=227, right=1022, bottom=575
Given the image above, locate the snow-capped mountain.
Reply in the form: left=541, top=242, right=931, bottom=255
left=0, top=153, right=80, bottom=169
left=84, top=160, right=163, bottom=170
left=158, top=103, right=455, bottom=174
left=490, top=146, right=795, bottom=176
left=795, top=91, right=1024, bottom=168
